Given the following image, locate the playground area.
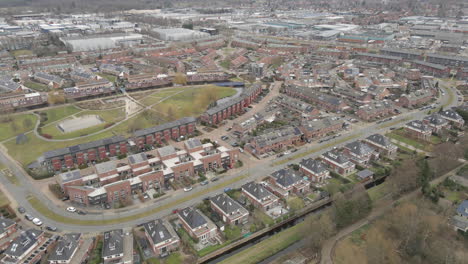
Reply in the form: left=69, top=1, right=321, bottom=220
left=57, top=115, right=104, bottom=133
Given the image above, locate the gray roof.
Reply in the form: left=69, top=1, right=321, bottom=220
left=253, top=126, right=302, bottom=148
left=357, top=169, right=374, bottom=180
left=380, top=48, right=422, bottom=57
left=300, top=158, right=328, bottom=174
left=242, top=181, right=276, bottom=200
left=5, top=229, right=43, bottom=258
left=456, top=200, right=468, bottom=217
left=48, top=233, right=82, bottom=262
left=424, top=113, right=448, bottom=126
left=345, top=141, right=375, bottom=156
left=43, top=136, right=126, bottom=160
left=406, top=120, right=431, bottom=132
left=143, top=219, right=176, bottom=245
left=413, top=60, right=448, bottom=71
left=158, top=145, right=176, bottom=157
left=102, top=229, right=123, bottom=258
left=59, top=170, right=82, bottom=184
left=178, top=207, right=207, bottom=229
left=301, top=117, right=342, bottom=132
left=128, top=153, right=147, bottom=164
left=185, top=138, right=202, bottom=150
left=440, top=109, right=463, bottom=121
left=95, top=160, right=117, bottom=174
left=271, top=168, right=304, bottom=188
left=34, top=72, right=64, bottom=83
left=357, top=52, right=402, bottom=61
left=133, top=117, right=196, bottom=138
left=210, top=193, right=244, bottom=215
left=322, top=150, right=350, bottom=165
left=0, top=80, right=21, bottom=93
left=0, top=218, right=15, bottom=235
left=365, top=134, right=393, bottom=148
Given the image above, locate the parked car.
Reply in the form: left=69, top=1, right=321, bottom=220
left=200, top=180, right=209, bottom=186
left=221, top=136, right=229, bottom=141
left=46, top=226, right=57, bottom=232
left=32, top=218, right=42, bottom=226
left=224, top=187, right=232, bottom=192
left=172, top=209, right=179, bottom=214
left=211, top=177, right=219, bottom=182
left=17, top=207, right=26, bottom=214
left=25, top=214, right=34, bottom=221
left=104, top=203, right=111, bottom=209
left=183, top=186, right=193, bottom=192
left=77, top=210, right=87, bottom=215
left=66, top=207, right=76, bottom=213
left=61, top=196, right=70, bottom=201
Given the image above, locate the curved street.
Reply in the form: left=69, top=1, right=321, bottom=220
left=0, top=81, right=460, bottom=234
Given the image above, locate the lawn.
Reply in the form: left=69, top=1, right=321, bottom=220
left=23, top=81, right=49, bottom=92
left=25, top=173, right=249, bottom=226
left=0, top=114, right=37, bottom=141
left=218, top=220, right=304, bottom=264
left=39, top=105, right=82, bottom=125
left=253, top=209, right=274, bottom=227
left=97, top=73, right=117, bottom=83
left=367, top=182, right=390, bottom=202
left=1, top=169, right=20, bottom=186
left=287, top=196, right=305, bottom=212
left=140, top=96, right=163, bottom=106
left=166, top=253, right=182, bottom=264
left=386, top=130, right=428, bottom=151
left=442, top=85, right=455, bottom=108
left=0, top=190, right=10, bottom=207
left=10, top=49, right=33, bottom=57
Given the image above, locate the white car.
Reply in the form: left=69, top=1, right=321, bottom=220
left=32, top=218, right=42, bottom=226
left=66, top=207, right=76, bottom=213
left=183, top=187, right=193, bottom=192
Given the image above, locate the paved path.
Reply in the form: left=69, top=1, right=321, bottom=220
left=0, top=82, right=459, bottom=233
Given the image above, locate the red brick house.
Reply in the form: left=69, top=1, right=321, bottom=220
left=210, top=193, right=249, bottom=225
left=241, top=181, right=279, bottom=211
left=143, top=219, right=180, bottom=257
left=320, top=150, right=356, bottom=176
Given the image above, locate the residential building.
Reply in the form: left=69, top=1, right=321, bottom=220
left=100, top=64, right=129, bottom=77
left=0, top=218, right=16, bottom=242
left=412, top=60, right=450, bottom=77
left=64, top=80, right=115, bottom=99
left=453, top=200, right=468, bottom=232
left=275, top=95, right=320, bottom=118
left=244, top=126, right=303, bottom=156
left=363, top=134, right=398, bottom=158
left=132, top=117, right=197, bottom=147
left=439, top=109, right=465, bottom=128
left=320, top=150, right=356, bottom=176
left=423, top=113, right=450, bottom=133
left=356, top=100, right=395, bottom=121
left=125, top=74, right=171, bottom=90
left=299, top=158, right=329, bottom=183
left=143, top=219, right=180, bottom=257
left=33, top=72, right=65, bottom=89
left=2, top=229, right=44, bottom=264
left=268, top=168, right=310, bottom=198
left=299, top=117, right=344, bottom=141
left=178, top=207, right=217, bottom=243
left=241, top=181, right=279, bottom=211
left=210, top=193, right=249, bottom=225
left=0, top=92, right=48, bottom=111
left=48, top=233, right=83, bottom=264
left=343, top=141, right=379, bottom=167
left=284, top=85, right=349, bottom=112
left=397, top=89, right=433, bottom=108
left=405, top=120, right=432, bottom=140
left=102, top=230, right=124, bottom=264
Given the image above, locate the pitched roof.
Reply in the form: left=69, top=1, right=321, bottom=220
left=271, top=168, right=304, bottom=188
left=143, top=219, right=176, bottom=245
left=365, top=134, right=394, bottom=148
left=102, top=229, right=123, bottom=258
left=178, top=207, right=207, bottom=229
left=322, top=150, right=350, bottom=165
left=128, top=153, right=147, bottom=164
left=300, top=158, right=328, bottom=174
left=210, top=193, right=244, bottom=215
left=48, top=233, right=81, bottom=262
left=440, top=109, right=463, bottom=121
left=456, top=200, right=468, bottom=217
left=185, top=138, right=202, bottom=150
left=242, top=181, right=276, bottom=200
left=5, top=229, right=43, bottom=258
left=345, top=141, right=375, bottom=156
left=424, top=113, right=448, bottom=126
left=0, top=218, right=15, bottom=234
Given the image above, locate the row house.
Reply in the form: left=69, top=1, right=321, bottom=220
left=231, top=55, right=249, bottom=69
left=0, top=79, right=25, bottom=93
left=405, top=120, right=432, bottom=141
left=0, top=218, right=17, bottom=248
left=132, top=117, right=197, bottom=147
left=439, top=109, right=465, bottom=128
left=343, top=141, right=379, bottom=167
left=125, top=74, right=171, bottom=90
left=201, top=84, right=262, bottom=125
left=18, top=56, right=76, bottom=70
left=397, top=89, right=433, bottom=108
left=423, top=114, right=450, bottom=133
left=456, top=68, right=468, bottom=80
left=102, top=230, right=125, bottom=264
left=355, top=53, right=402, bottom=65
left=0, top=91, right=48, bottom=111
left=268, top=168, right=310, bottom=199
left=244, top=126, right=303, bottom=156
left=412, top=60, right=450, bottom=77
left=275, top=95, right=320, bottom=118
left=426, top=53, right=468, bottom=68
left=356, top=100, right=395, bottom=121
left=241, top=181, right=279, bottom=211
left=363, top=134, right=398, bottom=159
left=379, top=48, right=423, bottom=61
left=210, top=193, right=249, bottom=225
left=266, top=43, right=308, bottom=53
left=64, top=80, right=115, bottom=100
left=41, top=135, right=128, bottom=171
left=231, top=38, right=261, bottom=50
left=2, top=229, right=45, bottom=264
left=320, top=150, right=356, bottom=177
left=69, top=69, right=98, bottom=82
left=284, top=85, right=349, bottom=112
left=178, top=207, right=217, bottom=243
left=367, top=86, right=391, bottom=100
left=186, top=71, right=229, bottom=84
left=143, top=219, right=180, bottom=257
left=33, top=72, right=65, bottom=89
left=299, top=158, right=329, bottom=183
left=47, top=233, right=83, bottom=264
left=194, top=39, right=225, bottom=51
left=299, top=117, right=344, bottom=141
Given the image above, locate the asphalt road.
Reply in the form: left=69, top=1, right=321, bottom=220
left=0, top=82, right=459, bottom=233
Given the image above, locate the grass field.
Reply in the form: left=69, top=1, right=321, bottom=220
left=23, top=81, right=49, bottom=92
left=367, top=182, right=390, bottom=202
left=0, top=114, right=38, bottom=141
left=140, top=96, right=163, bottom=106
left=386, top=131, right=429, bottom=151
left=97, top=73, right=117, bottom=83
left=26, top=173, right=248, bottom=225
left=0, top=190, right=10, bottom=207
left=10, top=49, right=33, bottom=57
left=39, top=105, right=81, bottom=125
left=219, top=220, right=304, bottom=264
